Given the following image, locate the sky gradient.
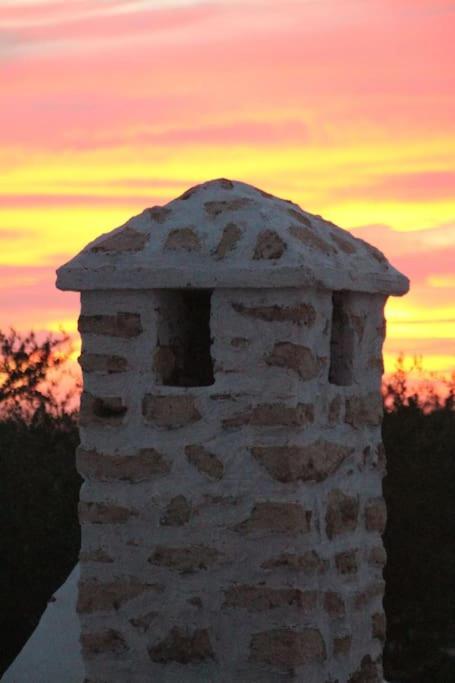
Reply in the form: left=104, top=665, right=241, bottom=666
left=1, top=0, right=454, bottom=378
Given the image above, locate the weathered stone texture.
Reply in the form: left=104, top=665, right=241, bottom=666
left=81, top=629, right=128, bottom=657
left=345, top=393, right=383, bottom=428
left=78, top=312, right=142, bottom=337
left=326, top=490, right=359, bottom=539
left=251, top=440, right=351, bottom=483
left=77, top=579, right=162, bottom=613
left=77, top=447, right=170, bottom=482
left=142, top=394, right=201, bottom=428
left=79, top=502, right=137, bottom=525
left=148, top=545, right=222, bottom=574
left=234, top=502, right=311, bottom=535
left=148, top=627, right=215, bottom=664
left=79, top=353, right=128, bottom=374
left=224, top=402, right=314, bottom=429
left=266, top=342, right=321, bottom=379
left=164, top=227, right=201, bottom=251
left=365, top=497, right=387, bottom=533
left=214, top=222, right=242, bottom=259
left=80, top=393, right=127, bottom=426
left=250, top=628, right=326, bottom=667
left=91, top=226, right=148, bottom=253
left=261, top=551, right=328, bottom=574
left=223, top=585, right=317, bottom=612
left=253, top=230, right=287, bottom=260
left=232, top=301, right=316, bottom=326
left=185, top=445, right=224, bottom=480
left=160, top=495, right=192, bottom=526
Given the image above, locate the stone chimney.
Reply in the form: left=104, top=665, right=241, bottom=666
left=57, top=179, right=408, bottom=682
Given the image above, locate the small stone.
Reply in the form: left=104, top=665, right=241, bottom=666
left=232, top=301, right=316, bottom=326
left=148, top=627, right=215, bottom=664
left=326, top=489, right=359, bottom=539
left=230, top=337, right=250, bottom=348
left=79, top=393, right=127, bottom=426
left=250, top=628, right=326, bottom=668
left=148, top=206, right=172, bottom=223
left=204, top=197, right=252, bottom=217
left=372, top=612, right=386, bottom=641
left=214, top=222, right=242, bottom=258
left=348, top=654, right=380, bottom=682
left=333, top=635, right=351, bottom=656
left=289, top=224, right=336, bottom=255
left=223, top=585, right=317, bottom=612
left=142, top=394, right=201, bottom=428
left=77, top=579, right=162, bottom=613
left=164, top=227, right=201, bottom=251
left=266, top=342, right=320, bottom=380
left=79, top=502, right=138, bottom=525
left=330, top=230, right=357, bottom=254
left=160, top=495, right=192, bottom=526
left=185, top=445, right=224, bottom=480
left=234, top=502, right=311, bottom=536
left=335, top=550, right=358, bottom=575
left=323, top=592, right=345, bottom=618
left=81, top=629, right=128, bottom=656
left=251, top=440, right=351, bottom=483
left=78, top=312, right=142, bottom=338
left=148, top=545, right=222, bottom=574
left=287, top=208, right=312, bottom=227
left=261, top=551, right=327, bottom=574
left=90, top=226, right=147, bottom=253
left=77, top=447, right=170, bottom=482
left=79, top=353, right=128, bottom=374
left=353, top=581, right=385, bottom=610
left=365, top=497, right=387, bottom=533
left=253, top=230, right=286, bottom=259
left=345, top=393, right=383, bottom=428
left=368, top=545, right=387, bottom=568
left=224, top=402, right=314, bottom=429
left=153, top=346, right=177, bottom=381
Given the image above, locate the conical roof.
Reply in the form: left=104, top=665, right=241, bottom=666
left=56, top=179, right=409, bottom=295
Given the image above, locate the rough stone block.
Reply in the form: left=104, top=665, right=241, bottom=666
left=142, top=394, right=201, bottom=428
left=77, top=447, right=171, bottom=482
left=79, top=353, right=128, bottom=373
left=250, top=628, right=326, bottom=668
left=266, top=342, right=321, bottom=380
left=234, top=502, right=311, bottom=535
left=78, top=312, right=142, bottom=337
left=77, top=579, right=162, bottom=613
left=148, top=545, right=222, bottom=574
left=365, top=497, right=387, bottom=533
left=81, top=630, right=128, bottom=657
left=148, top=627, right=215, bottom=664
left=185, top=445, right=224, bottom=480
left=79, top=502, right=138, bottom=524
left=326, top=490, right=359, bottom=539
left=222, top=585, right=317, bottom=612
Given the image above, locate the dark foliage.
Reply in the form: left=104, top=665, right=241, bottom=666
left=383, top=362, right=455, bottom=682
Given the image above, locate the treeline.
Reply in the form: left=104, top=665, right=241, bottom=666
left=0, top=329, right=454, bottom=680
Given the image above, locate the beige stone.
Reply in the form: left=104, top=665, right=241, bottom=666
left=323, top=591, right=345, bottom=618
left=253, top=230, right=287, bottom=260
left=372, top=612, right=386, bottom=641
left=289, top=224, right=335, bottom=256
left=353, top=581, right=385, bottom=610
left=335, top=550, right=358, bottom=575
left=185, top=444, right=224, bottom=480
left=77, top=447, right=171, bottom=482
left=333, top=635, right=351, bottom=656
left=148, top=545, right=222, bottom=574
left=345, top=393, right=383, bottom=428
left=160, top=495, right=192, bottom=526
left=348, top=654, right=381, bottom=683
left=224, top=402, right=314, bottom=429
left=266, top=342, right=321, bottom=380
left=164, top=227, right=201, bottom=251
left=142, top=394, right=201, bottom=428
left=214, top=222, right=242, bottom=258
left=80, top=392, right=127, bottom=426
left=129, top=611, right=159, bottom=634
left=365, top=497, right=387, bottom=533
left=261, top=551, right=327, bottom=574
left=79, top=353, right=128, bottom=374
left=250, top=628, right=326, bottom=667
left=326, top=489, right=359, bottom=539
left=234, top=502, right=311, bottom=535
left=78, top=312, right=142, bottom=337
left=252, top=440, right=351, bottom=483
left=148, top=627, right=215, bottom=664
left=328, top=395, right=343, bottom=424
left=91, top=226, right=148, bottom=253
left=368, top=545, right=387, bottom=568
left=232, top=301, right=316, bottom=326
left=77, top=579, right=162, bottom=613
left=204, top=197, right=252, bottom=217
left=81, top=629, right=128, bottom=656
left=79, top=548, right=113, bottom=564
left=223, top=585, right=317, bottom=612
left=79, top=501, right=138, bottom=524
left=147, top=206, right=172, bottom=223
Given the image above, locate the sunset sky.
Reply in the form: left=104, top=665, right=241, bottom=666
left=1, top=0, right=454, bottom=378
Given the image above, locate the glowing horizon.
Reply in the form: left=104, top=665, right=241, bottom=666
left=1, top=0, right=454, bottom=379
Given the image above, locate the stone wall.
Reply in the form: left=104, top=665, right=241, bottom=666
left=76, top=286, right=387, bottom=682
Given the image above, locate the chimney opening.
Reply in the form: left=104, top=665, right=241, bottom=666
left=329, top=291, right=354, bottom=386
